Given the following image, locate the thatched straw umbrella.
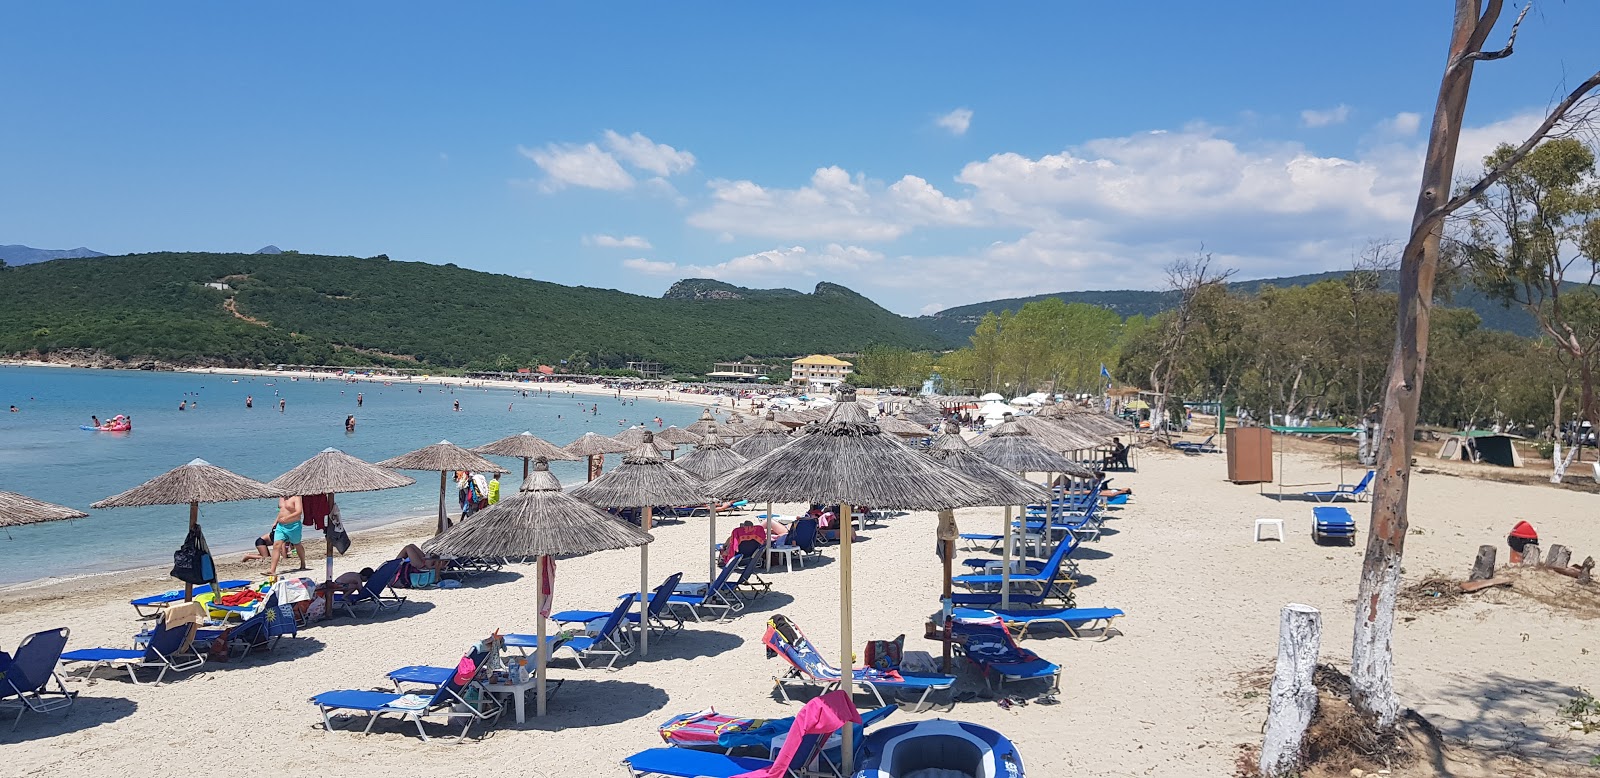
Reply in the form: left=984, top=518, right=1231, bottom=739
left=93, top=458, right=286, bottom=600
left=705, top=389, right=997, bottom=770
left=719, top=412, right=754, bottom=439
left=674, top=426, right=750, bottom=581
left=570, top=431, right=707, bottom=656
left=771, top=409, right=812, bottom=428
left=731, top=411, right=794, bottom=559
left=474, top=432, right=578, bottom=485
left=925, top=427, right=1052, bottom=670
left=377, top=441, right=507, bottom=535
left=614, top=426, right=676, bottom=454
left=684, top=408, right=720, bottom=436
left=0, top=491, right=87, bottom=528
left=270, top=447, right=416, bottom=613
left=877, top=410, right=934, bottom=439
left=655, top=425, right=702, bottom=446
left=971, top=414, right=1092, bottom=608
left=424, top=459, right=651, bottom=716
left=563, top=432, right=633, bottom=482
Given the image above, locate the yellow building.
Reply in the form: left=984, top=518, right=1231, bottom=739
left=790, top=354, right=853, bottom=387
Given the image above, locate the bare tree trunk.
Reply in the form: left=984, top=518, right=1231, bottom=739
left=1260, top=604, right=1323, bottom=777
left=1350, top=0, right=1600, bottom=728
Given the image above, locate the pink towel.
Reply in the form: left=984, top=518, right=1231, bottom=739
left=732, top=690, right=861, bottom=778
left=538, top=556, right=556, bottom=618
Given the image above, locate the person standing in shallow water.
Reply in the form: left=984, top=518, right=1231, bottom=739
left=357, top=392, right=363, bottom=407
left=246, top=395, right=253, bottom=408
left=345, top=415, right=356, bottom=432
left=453, top=399, right=461, bottom=412
left=279, top=398, right=286, bottom=413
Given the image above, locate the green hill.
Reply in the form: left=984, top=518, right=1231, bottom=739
left=921, top=270, right=1545, bottom=340
left=0, top=252, right=943, bottom=371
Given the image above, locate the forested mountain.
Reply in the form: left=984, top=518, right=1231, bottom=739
left=0, top=252, right=942, bottom=371
left=921, top=270, right=1544, bottom=340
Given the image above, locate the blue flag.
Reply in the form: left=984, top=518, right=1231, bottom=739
left=1100, top=364, right=1111, bottom=379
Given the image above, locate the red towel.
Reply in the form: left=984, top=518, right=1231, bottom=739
left=301, top=494, right=331, bottom=530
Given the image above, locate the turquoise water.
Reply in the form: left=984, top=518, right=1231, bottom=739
left=0, top=366, right=706, bottom=584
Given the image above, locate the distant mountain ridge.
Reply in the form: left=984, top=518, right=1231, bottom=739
left=920, top=270, right=1545, bottom=339
left=0, top=245, right=106, bottom=266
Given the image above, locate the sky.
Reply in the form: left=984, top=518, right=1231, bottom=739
left=4, top=2, right=1599, bottom=316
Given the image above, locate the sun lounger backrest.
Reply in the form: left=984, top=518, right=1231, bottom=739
left=596, top=596, right=633, bottom=640
left=732, top=552, right=760, bottom=587
left=647, top=573, right=684, bottom=618
left=705, top=557, right=741, bottom=598
left=145, top=618, right=194, bottom=661
left=788, top=518, right=818, bottom=552
left=1351, top=470, right=1375, bottom=493
left=431, top=645, right=491, bottom=705
left=363, top=559, right=403, bottom=599
left=4, top=628, right=69, bottom=693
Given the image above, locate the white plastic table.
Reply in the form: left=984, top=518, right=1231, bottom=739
left=482, top=676, right=538, bottom=723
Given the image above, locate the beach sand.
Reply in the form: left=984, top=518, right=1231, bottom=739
left=3, top=445, right=1599, bottom=776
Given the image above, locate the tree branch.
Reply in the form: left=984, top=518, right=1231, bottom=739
left=1466, top=1, right=1527, bottom=62
left=1417, top=70, right=1600, bottom=241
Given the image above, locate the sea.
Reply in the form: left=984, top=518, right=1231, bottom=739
left=0, top=366, right=709, bottom=585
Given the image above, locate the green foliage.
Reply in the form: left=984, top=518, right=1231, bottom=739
left=852, top=345, right=935, bottom=388
left=936, top=298, right=1124, bottom=395
left=0, top=252, right=943, bottom=370
left=1559, top=688, right=1600, bottom=734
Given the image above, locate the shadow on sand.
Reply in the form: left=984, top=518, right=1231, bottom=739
left=1, top=693, right=138, bottom=743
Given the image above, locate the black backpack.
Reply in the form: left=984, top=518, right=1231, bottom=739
left=172, top=524, right=216, bottom=585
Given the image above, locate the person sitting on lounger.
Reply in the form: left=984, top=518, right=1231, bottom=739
left=398, top=543, right=450, bottom=573
left=330, top=567, right=374, bottom=595
left=719, top=521, right=766, bottom=565
left=1102, top=437, right=1129, bottom=469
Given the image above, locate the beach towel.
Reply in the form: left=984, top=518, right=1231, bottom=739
left=301, top=493, right=331, bottom=530
left=731, top=690, right=860, bottom=778
left=538, top=556, right=555, bottom=618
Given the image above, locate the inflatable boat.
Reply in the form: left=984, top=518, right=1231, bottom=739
left=82, top=415, right=132, bottom=432
left=853, top=719, right=1023, bottom=778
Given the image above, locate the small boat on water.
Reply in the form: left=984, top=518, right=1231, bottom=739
left=853, top=719, right=1023, bottom=778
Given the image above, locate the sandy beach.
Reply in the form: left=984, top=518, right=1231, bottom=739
left=4, top=441, right=1598, bottom=776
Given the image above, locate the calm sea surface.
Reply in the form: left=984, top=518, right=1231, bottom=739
left=0, top=366, right=707, bottom=585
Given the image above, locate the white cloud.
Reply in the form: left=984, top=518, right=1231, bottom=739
left=587, top=234, right=653, bottom=249
left=936, top=107, right=973, bottom=136
left=622, top=258, right=678, bottom=274
left=603, top=130, right=697, bottom=176
left=1301, top=104, right=1352, bottom=128
left=689, top=167, right=977, bottom=241
left=1379, top=111, right=1422, bottom=136
left=519, top=142, right=635, bottom=191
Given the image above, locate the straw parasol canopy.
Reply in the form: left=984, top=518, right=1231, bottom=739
left=971, top=415, right=1095, bottom=477
left=876, top=410, right=934, bottom=439
left=569, top=433, right=709, bottom=509
left=705, top=400, right=995, bottom=510
left=377, top=440, right=507, bottom=475
left=731, top=411, right=792, bottom=459
left=378, top=440, right=507, bottom=535
left=564, top=432, right=633, bottom=458
left=476, top=431, right=580, bottom=484
left=674, top=429, right=750, bottom=481
left=270, top=448, right=416, bottom=495
left=655, top=425, right=702, bottom=445
left=93, top=458, right=286, bottom=598
left=422, top=458, right=651, bottom=718
left=569, top=431, right=707, bottom=657
left=613, top=426, right=676, bottom=452
left=94, top=458, right=286, bottom=508
left=423, top=463, right=653, bottom=560
left=770, top=409, right=813, bottom=428
left=684, top=408, right=721, bottom=436
left=0, top=491, right=87, bottom=528
left=718, top=412, right=754, bottom=438
left=1003, top=414, right=1101, bottom=453
left=924, top=433, right=1053, bottom=505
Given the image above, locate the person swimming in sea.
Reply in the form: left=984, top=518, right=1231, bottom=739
left=179, top=400, right=187, bottom=411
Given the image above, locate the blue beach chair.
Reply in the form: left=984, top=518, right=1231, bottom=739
left=762, top=615, right=955, bottom=712
left=952, top=531, right=1077, bottom=601
left=553, top=572, right=685, bottom=639
left=659, top=556, right=745, bottom=622
left=1312, top=506, right=1359, bottom=544
left=952, top=605, right=1125, bottom=641
left=333, top=558, right=407, bottom=617
left=0, top=628, right=75, bottom=728
left=1305, top=470, right=1374, bottom=503
left=223, top=593, right=300, bottom=658
left=129, top=579, right=251, bottom=618
left=504, top=596, right=635, bottom=670
left=311, top=645, right=497, bottom=741
left=732, top=551, right=771, bottom=599
left=950, top=614, right=1060, bottom=692
left=60, top=615, right=206, bottom=685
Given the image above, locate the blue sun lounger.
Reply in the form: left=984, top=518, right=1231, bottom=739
left=332, top=558, right=407, bottom=617
left=950, top=614, right=1060, bottom=692
left=952, top=606, right=1125, bottom=641
left=60, top=616, right=205, bottom=685
left=310, top=645, right=497, bottom=741
left=656, top=556, right=744, bottom=622
left=130, top=579, right=252, bottom=617
left=624, top=693, right=890, bottom=778
left=1312, top=506, right=1359, bottom=544
left=952, top=532, right=1077, bottom=600
left=1, top=628, right=75, bottom=728
left=1305, top=470, right=1375, bottom=503
left=763, top=615, right=955, bottom=712
left=503, top=596, right=635, bottom=671
left=553, top=572, right=685, bottom=639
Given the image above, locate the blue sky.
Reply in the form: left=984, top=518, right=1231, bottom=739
left=4, top=2, right=1598, bottom=315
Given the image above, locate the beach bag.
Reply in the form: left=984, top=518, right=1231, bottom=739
left=171, top=525, right=215, bottom=585
left=864, top=634, right=904, bottom=671
left=327, top=508, right=351, bottom=555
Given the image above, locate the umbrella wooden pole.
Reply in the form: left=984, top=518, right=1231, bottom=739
left=324, top=492, right=336, bottom=617
left=1000, top=504, right=1013, bottom=611
left=839, top=502, right=855, bottom=775
left=587, top=455, right=598, bottom=482
left=185, top=501, right=198, bottom=602
left=708, top=503, right=718, bottom=582
left=535, top=553, right=547, bottom=717
left=639, top=505, right=651, bottom=656
left=522, top=456, right=530, bottom=487
left=940, top=508, right=955, bottom=674
left=763, top=501, right=773, bottom=569
left=437, top=471, right=448, bottom=535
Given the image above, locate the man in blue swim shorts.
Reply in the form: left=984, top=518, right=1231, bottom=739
left=267, top=494, right=305, bottom=576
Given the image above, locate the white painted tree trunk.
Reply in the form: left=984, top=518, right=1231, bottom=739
left=1260, top=604, right=1322, bottom=778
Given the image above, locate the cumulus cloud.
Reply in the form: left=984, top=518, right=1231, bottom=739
left=603, top=130, right=697, bottom=176
left=587, top=234, right=653, bottom=249
left=689, top=167, right=977, bottom=241
left=1379, top=111, right=1422, bottom=136
left=521, top=130, right=694, bottom=191
left=1301, top=104, right=1351, bottom=128
left=936, top=107, right=973, bottom=136
left=519, top=142, right=635, bottom=191
left=622, top=258, right=678, bottom=274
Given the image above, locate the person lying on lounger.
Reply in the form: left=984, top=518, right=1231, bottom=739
left=398, top=543, right=451, bottom=573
